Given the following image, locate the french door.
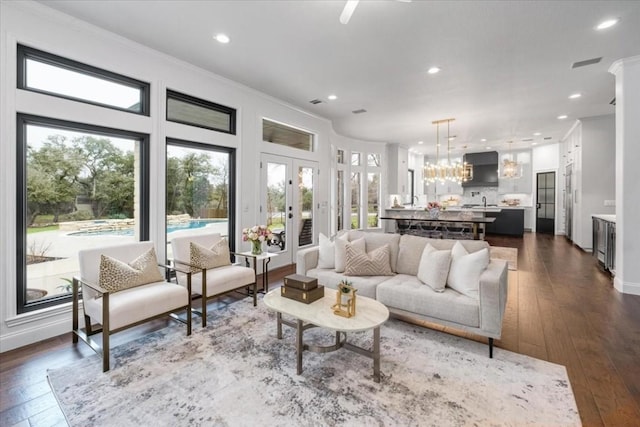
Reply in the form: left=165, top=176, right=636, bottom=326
left=261, top=154, right=318, bottom=267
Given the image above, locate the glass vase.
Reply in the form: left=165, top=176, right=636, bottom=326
left=251, top=240, right=262, bottom=255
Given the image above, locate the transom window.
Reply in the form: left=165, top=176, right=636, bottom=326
left=166, top=90, right=236, bottom=134
left=262, top=119, right=314, bottom=152
left=17, top=45, right=149, bottom=115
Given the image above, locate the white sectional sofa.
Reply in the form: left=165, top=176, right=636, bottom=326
left=296, top=231, right=509, bottom=357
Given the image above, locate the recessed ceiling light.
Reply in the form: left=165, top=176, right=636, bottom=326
left=557, top=115, right=568, bottom=120
left=596, top=18, right=619, bottom=30
left=569, top=93, right=582, bottom=99
left=481, top=138, right=487, bottom=142
left=427, top=67, right=441, bottom=74
left=532, top=142, right=538, bottom=146
left=485, top=146, right=491, bottom=150
left=533, top=132, right=541, bottom=136
left=214, top=33, right=230, bottom=44
left=418, top=140, right=424, bottom=145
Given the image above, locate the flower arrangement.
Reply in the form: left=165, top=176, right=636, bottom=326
left=242, top=225, right=273, bottom=255
left=426, top=201, right=442, bottom=210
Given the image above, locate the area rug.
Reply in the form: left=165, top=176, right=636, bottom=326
left=48, top=297, right=579, bottom=426
left=490, top=246, right=518, bottom=270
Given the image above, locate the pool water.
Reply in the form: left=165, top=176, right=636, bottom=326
left=69, top=219, right=224, bottom=236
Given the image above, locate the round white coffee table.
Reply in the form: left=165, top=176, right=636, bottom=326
left=263, top=287, right=389, bottom=382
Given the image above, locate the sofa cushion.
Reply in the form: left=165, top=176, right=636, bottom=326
left=317, top=233, right=335, bottom=269
left=376, top=274, right=480, bottom=327
left=305, top=268, right=387, bottom=299
left=99, top=247, right=163, bottom=293
left=396, top=235, right=430, bottom=275
left=447, top=242, right=489, bottom=299
left=335, top=236, right=364, bottom=273
left=417, top=244, right=451, bottom=292
left=350, top=231, right=401, bottom=273
left=345, top=244, right=393, bottom=276
left=190, top=239, right=231, bottom=270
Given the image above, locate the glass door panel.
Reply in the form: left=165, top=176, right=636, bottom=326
left=261, top=154, right=317, bottom=266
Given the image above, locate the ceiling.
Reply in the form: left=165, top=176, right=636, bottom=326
left=37, top=0, right=640, bottom=158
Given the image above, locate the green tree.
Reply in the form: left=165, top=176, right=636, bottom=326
left=27, top=136, right=83, bottom=224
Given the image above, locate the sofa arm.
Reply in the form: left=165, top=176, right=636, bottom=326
left=478, top=259, right=509, bottom=338
left=296, top=246, right=319, bottom=275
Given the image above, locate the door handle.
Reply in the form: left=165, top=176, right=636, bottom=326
left=536, top=203, right=541, bottom=209
left=288, top=213, right=293, bottom=219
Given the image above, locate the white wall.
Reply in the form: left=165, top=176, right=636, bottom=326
left=0, top=1, right=378, bottom=351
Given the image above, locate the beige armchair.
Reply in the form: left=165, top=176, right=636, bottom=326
left=73, top=241, right=192, bottom=372
left=170, top=233, right=256, bottom=327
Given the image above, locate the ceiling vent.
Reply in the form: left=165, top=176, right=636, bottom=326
left=610, top=97, right=616, bottom=105
left=544, top=137, right=552, bottom=140
left=571, top=57, right=602, bottom=69
left=352, top=108, right=367, bottom=114
left=521, top=138, right=533, bottom=142
left=309, top=99, right=323, bottom=105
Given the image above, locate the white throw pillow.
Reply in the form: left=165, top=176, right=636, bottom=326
left=447, top=241, right=489, bottom=299
left=417, top=244, right=451, bottom=292
left=345, top=243, right=393, bottom=276
left=317, top=233, right=335, bottom=269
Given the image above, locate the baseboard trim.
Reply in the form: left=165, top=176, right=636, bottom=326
left=1, top=316, right=72, bottom=353
left=614, top=277, right=640, bottom=295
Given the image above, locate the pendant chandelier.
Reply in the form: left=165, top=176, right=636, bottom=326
left=461, top=145, right=473, bottom=182
left=424, top=118, right=467, bottom=185
left=501, top=140, right=522, bottom=179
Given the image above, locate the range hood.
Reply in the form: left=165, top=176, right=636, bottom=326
left=462, top=151, right=499, bottom=187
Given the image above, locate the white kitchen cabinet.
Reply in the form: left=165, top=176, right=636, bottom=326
left=498, top=149, right=532, bottom=193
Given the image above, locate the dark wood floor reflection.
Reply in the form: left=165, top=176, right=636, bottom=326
left=1, top=235, right=639, bottom=426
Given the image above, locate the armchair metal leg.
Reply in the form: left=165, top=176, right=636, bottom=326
left=201, top=269, right=208, bottom=328
left=102, top=293, right=110, bottom=372
left=72, top=278, right=79, bottom=344
left=489, top=337, right=494, bottom=358
left=253, top=281, right=257, bottom=307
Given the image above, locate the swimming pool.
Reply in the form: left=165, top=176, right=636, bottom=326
left=68, top=219, right=225, bottom=236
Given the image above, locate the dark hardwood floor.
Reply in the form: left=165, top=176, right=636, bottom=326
left=1, top=234, right=639, bottom=426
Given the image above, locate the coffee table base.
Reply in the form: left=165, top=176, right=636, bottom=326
left=276, top=312, right=382, bottom=382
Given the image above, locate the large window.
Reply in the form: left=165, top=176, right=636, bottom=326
left=17, top=115, right=149, bottom=313
left=166, top=90, right=236, bottom=134
left=17, top=45, right=149, bottom=115
left=334, top=148, right=382, bottom=233
left=263, top=119, right=314, bottom=152
left=165, top=140, right=235, bottom=258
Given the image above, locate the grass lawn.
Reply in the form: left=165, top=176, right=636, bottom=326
left=27, top=225, right=59, bottom=234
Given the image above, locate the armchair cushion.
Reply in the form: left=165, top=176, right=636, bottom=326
left=99, top=247, right=163, bottom=293
left=190, top=239, right=231, bottom=270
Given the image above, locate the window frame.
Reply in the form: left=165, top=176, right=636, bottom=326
left=262, top=118, right=315, bottom=152
left=166, top=90, right=237, bottom=135
left=17, top=44, right=150, bottom=116
left=165, top=138, right=237, bottom=253
left=16, top=113, right=151, bottom=314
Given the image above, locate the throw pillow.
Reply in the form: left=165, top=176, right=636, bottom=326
left=447, top=241, right=489, bottom=299
left=335, top=234, right=364, bottom=273
left=344, top=243, right=394, bottom=276
left=317, top=233, right=335, bottom=269
left=417, top=244, right=452, bottom=292
left=99, top=247, right=164, bottom=293
left=190, top=239, right=231, bottom=270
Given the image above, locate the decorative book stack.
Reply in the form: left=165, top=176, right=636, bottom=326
left=281, top=274, right=324, bottom=304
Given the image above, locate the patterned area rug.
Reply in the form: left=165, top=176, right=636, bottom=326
left=490, top=246, right=518, bottom=270
left=48, top=297, right=579, bottom=426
